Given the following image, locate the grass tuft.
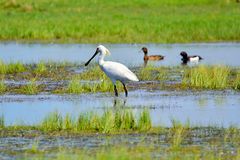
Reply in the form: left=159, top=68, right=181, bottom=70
left=182, top=65, right=230, bottom=89
left=0, top=81, right=6, bottom=94
left=21, top=79, right=39, bottom=94
left=34, top=61, right=47, bottom=75
left=0, top=60, right=7, bottom=74
left=41, top=111, right=63, bottom=132
left=138, top=108, right=151, bottom=131
left=233, top=70, right=240, bottom=90
left=40, top=109, right=151, bottom=133
left=7, top=62, right=26, bottom=74
left=138, top=65, right=169, bottom=81
left=0, top=114, right=4, bottom=128
left=66, top=75, right=116, bottom=94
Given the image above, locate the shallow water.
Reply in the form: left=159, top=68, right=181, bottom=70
left=0, top=90, right=239, bottom=127
left=0, top=43, right=240, bottom=66
left=0, top=42, right=240, bottom=159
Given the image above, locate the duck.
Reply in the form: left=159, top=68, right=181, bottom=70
left=141, top=47, right=164, bottom=61
left=180, top=51, right=203, bottom=64
left=85, top=45, right=139, bottom=97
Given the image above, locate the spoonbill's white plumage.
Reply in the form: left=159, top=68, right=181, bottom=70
left=85, top=45, right=139, bottom=97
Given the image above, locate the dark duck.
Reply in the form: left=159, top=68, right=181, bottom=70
left=180, top=51, right=203, bottom=64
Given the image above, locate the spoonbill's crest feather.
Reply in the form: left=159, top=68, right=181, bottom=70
left=98, top=45, right=111, bottom=56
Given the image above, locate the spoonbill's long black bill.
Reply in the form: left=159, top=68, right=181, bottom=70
left=85, top=49, right=98, bottom=66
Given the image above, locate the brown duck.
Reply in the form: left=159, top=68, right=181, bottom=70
left=141, top=47, right=164, bottom=61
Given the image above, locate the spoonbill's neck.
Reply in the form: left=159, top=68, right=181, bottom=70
left=98, top=53, right=105, bottom=66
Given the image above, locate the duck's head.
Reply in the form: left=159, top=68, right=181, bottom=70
left=85, top=45, right=110, bottom=66
left=141, top=47, right=148, bottom=54
left=180, top=51, right=188, bottom=58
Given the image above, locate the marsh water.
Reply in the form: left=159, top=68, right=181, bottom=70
left=0, top=43, right=240, bottom=159
left=1, top=43, right=240, bottom=66
left=0, top=91, right=240, bottom=127
left=0, top=43, right=240, bottom=127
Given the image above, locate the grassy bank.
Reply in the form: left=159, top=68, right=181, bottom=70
left=0, top=0, right=239, bottom=43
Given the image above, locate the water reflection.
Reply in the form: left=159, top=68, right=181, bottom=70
left=197, top=97, right=208, bottom=107
left=113, top=97, right=127, bottom=108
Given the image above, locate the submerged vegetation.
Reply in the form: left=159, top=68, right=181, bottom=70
left=0, top=0, right=239, bottom=43
left=0, top=61, right=239, bottom=94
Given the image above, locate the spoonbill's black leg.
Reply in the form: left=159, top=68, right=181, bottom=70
left=114, top=85, right=118, bottom=97
left=121, top=82, right=128, bottom=97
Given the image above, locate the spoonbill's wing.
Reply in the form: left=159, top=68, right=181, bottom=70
left=101, top=61, right=139, bottom=82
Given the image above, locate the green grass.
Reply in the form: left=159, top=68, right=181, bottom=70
left=233, top=70, right=240, bottom=90
left=138, top=65, right=169, bottom=81
left=5, top=126, right=240, bottom=160
left=182, top=65, right=231, bottom=89
left=0, top=0, right=239, bottom=43
left=66, top=77, right=113, bottom=94
left=7, top=62, right=26, bottom=74
left=0, top=60, right=7, bottom=74
left=0, top=80, right=6, bottom=94
left=34, top=61, right=47, bottom=75
left=17, top=143, right=240, bottom=160
left=78, top=65, right=107, bottom=80
left=0, top=114, right=4, bottom=128
left=20, top=79, right=39, bottom=94
left=41, top=111, right=63, bottom=132
left=138, top=108, right=151, bottom=131
left=0, top=61, right=26, bottom=74
left=40, top=109, right=151, bottom=133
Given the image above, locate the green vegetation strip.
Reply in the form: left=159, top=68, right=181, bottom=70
left=0, top=61, right=240, bottom=94
left=0, top=0, right=240, bottom=43
left=1, top=110, right=240, bottom=160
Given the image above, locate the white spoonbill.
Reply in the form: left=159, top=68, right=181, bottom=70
left=85, top=45, right=139, bottom=97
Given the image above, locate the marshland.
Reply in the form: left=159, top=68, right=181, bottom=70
left=1, top=0, right=240, bottom=160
